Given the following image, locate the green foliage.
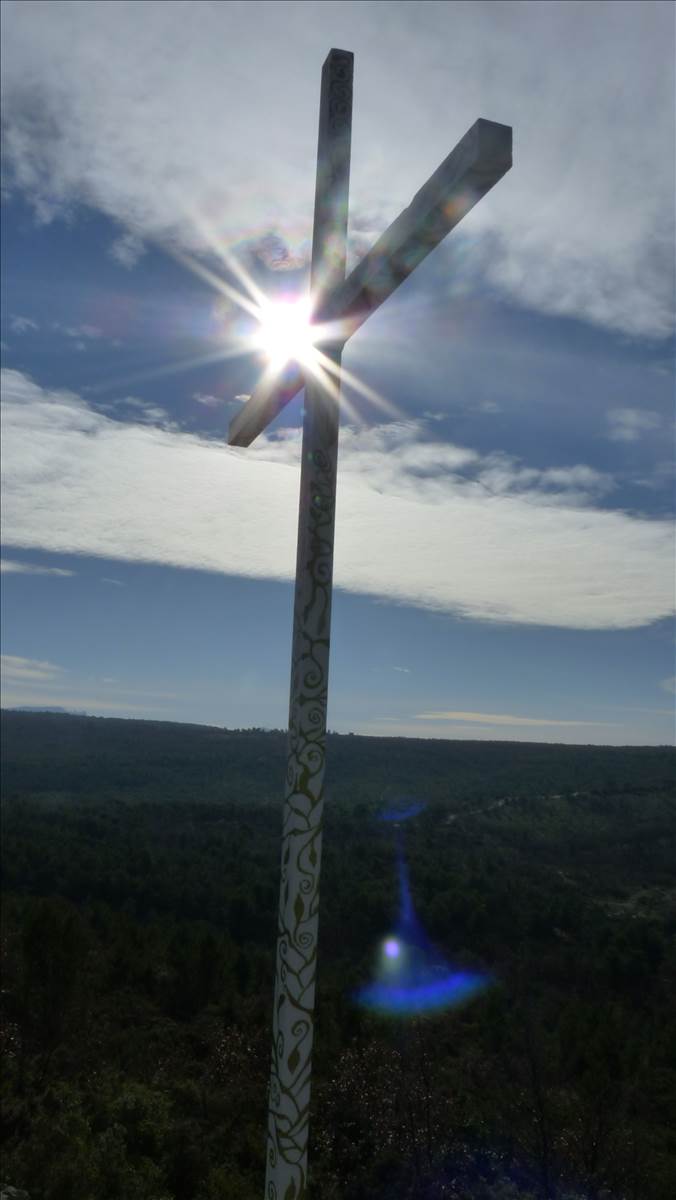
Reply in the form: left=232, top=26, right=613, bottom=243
left=1, top=711, right=675, bottom=1199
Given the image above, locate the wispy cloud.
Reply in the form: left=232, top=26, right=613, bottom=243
left=473, top=456, right=614, bottom=507
left=607, top=407, right=662, bottom=442
left=53, top=321, right=104, bottom=341
left=257, top=424, right=615, bottom=507
left=393, top=666, right=411, bottom=674
left=1, top=558, right=74, bottom=576
left=194, top=398, right=223, bottom=412
left=1, top=654, right=64, bottom=683
left=413, top=710, right=615, bottom=728
left=9, top=315, right=38, bottom=334
left=1, top=1, right=673, bottom=338
left=194, top=392, right=230, bottom=407
left=660, top=676, right=676, bottom=695
left=108, top=229, right=145, bottom=269
left=1, top=652, right=179, bottom=716
left=104, top=395, right=176, bottom=427
left=1, top=369, right=673, bottom=630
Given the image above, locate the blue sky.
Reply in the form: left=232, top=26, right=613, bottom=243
left=1, top=0, right=674, bottom=744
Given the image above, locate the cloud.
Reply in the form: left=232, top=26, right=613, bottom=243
left=8, top=316, right=116, bottom=351
left=393, top=666, right=411, bottom=674
left=260, top=424, right=614, bottom=508
left=131, top=404, right=173, bottom=425
left=0, top=557, right=74, bottom=576
left=1, top=1, right=673, bottom=338
left=50, top=321, right=121, bottom=351
left=413, top=710, right=614, bottom=728
left=1, top=653, right=64, bottom=682
left=660, top=676, right=675, bottom=695
left=9, top=315, right=38, bottom=334
left=54, top=322, right=104, bottom=340
left=607, top=407, right=662, bottom=442
left=105, top=395, right=176, bottom=427
left=1, top=691, right=163, bottom=715
left=1, top=650, right=179, bottom=715
left=474, top=455, right=615, bottom=507
left=108, top=229, right=145, bottom=268
left=194, top=392, right=227, bottom=407
left=1, top=368, right=674, bottom=630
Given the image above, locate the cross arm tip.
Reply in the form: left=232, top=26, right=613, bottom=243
left=326, top=47, right=354, bottom=61
left=227, top=365, right=306, bottom=447
left=474, top=118, right=513, bottom=164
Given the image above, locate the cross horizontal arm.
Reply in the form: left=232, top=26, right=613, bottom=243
left=325, top=117, right=512, bottom=329
left=228, top=117, right=511, bottom=448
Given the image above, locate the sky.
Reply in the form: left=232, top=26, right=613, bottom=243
left=1, top=0, right=674, bottom=745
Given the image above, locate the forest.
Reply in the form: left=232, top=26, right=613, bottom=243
left=1, top=709, right=674, bottom=1200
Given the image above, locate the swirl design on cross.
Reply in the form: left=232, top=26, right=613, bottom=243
left=327, top=50, right=353, bottom=136
left=266, top=402, right=338, bottom=1199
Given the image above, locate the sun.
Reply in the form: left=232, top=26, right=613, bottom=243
left=253, top=297, right=318, bottom=368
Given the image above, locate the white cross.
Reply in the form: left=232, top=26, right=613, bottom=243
left=229, top=49, right=511, bottom=1200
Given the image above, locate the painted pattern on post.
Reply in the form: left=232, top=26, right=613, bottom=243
left=266, top=410, right=339, bottom=1200
left=265, top=49, right=353, bottom=1200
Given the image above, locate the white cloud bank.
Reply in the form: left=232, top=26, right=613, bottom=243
left=1, top=1, right=673, bottom=339
left=1, top=369, right=673, bottom=631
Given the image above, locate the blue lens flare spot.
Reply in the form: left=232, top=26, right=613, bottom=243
left=353, top=815, right=494, bottom=1017
left=379, top=796, right=426, bottom=824
left=355, top=966, right=488, bottom=1016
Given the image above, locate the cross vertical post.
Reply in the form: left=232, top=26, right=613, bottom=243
left=265, top=48, right=353, bottom=1200
left=230, top=50, right=511, bottom=1195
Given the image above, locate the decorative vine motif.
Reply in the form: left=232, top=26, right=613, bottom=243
left=265, top=382, right=339, bottom=1200
left=327, top=50, right=353, bottom=137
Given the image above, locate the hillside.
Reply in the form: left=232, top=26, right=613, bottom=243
left=1, top=710, right=675, bottom=1200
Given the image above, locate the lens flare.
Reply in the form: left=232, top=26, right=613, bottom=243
left=112, top=219, right=402, bottom=424
left=356, top=966, right=487, bottom=1016
left=253, top=297, right=318, bottom=368
left=380, top=796, right=426, bottom=824
left=355, top=825, right=492, bottom=1017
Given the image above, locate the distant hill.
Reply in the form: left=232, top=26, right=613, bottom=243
left=8, top=705, right=87, bottom=715
left=1, top=707, right=674, bottom=812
